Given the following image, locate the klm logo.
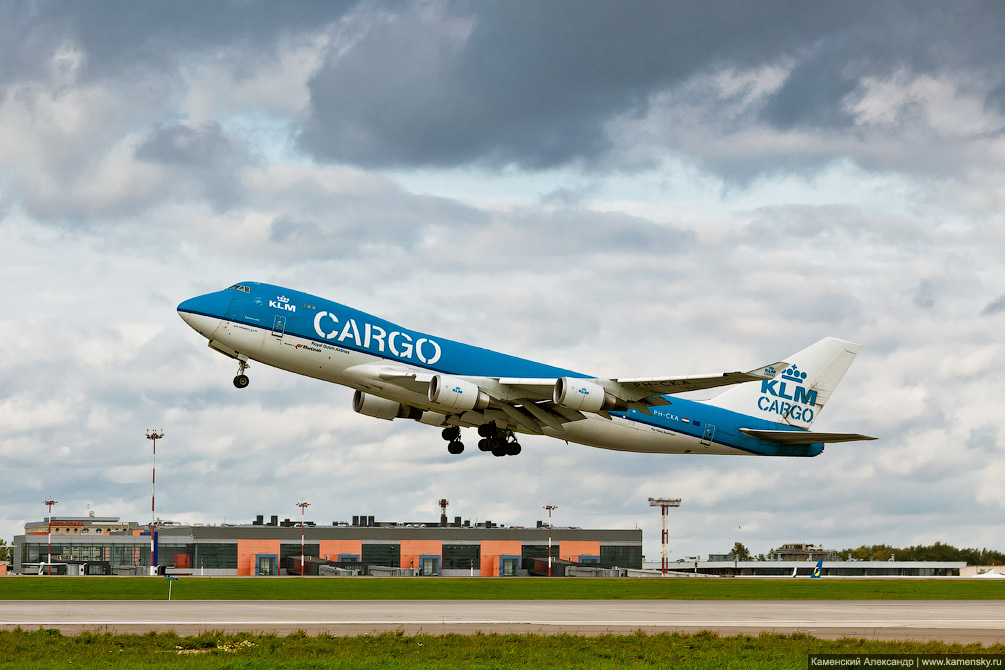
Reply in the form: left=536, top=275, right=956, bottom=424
left=270, top=295, right=296, bottom=313
left=757, top=364, right=817, bottom=422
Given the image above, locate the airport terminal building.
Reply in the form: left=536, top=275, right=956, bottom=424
left=12, top=514, right=643, bottom=576
left=12, top=515, right=973, bottom=578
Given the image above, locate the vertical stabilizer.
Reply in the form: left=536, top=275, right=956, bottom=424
left=708, top=337, right=861, bottom=429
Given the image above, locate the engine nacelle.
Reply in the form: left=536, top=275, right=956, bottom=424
left=553, top=378, right=628, bottom=413
left=428, top=375, right=491, bottom=411
left=353, top=390, right=422, bottom=421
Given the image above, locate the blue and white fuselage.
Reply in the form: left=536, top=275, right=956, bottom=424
left=178, top=282, right=875, bottom=458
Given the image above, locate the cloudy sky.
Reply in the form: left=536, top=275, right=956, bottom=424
left=2, top=1, right=1004, bottom=562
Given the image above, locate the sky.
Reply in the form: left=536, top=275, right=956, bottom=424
left=2, top=1, right=1004, bottom=562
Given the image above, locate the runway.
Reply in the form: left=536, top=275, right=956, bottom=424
left=2, top=600, right=1004, bottom=642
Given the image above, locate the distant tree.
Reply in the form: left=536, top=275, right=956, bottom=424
left=0, top=538, right=9, bottom=562
left=732, top=542, right=751, bottom=560
left=836, top=542, right=1005, bottom=565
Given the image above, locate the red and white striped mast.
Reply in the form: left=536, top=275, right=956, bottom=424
left=648, top=497, right=681, bottom=576
left=146, top=429, right=164, bottom=575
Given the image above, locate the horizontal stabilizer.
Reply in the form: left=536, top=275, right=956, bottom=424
left=740, top=428, right=877, bottom=445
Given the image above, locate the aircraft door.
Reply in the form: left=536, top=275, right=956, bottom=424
left=272, top=314, right=287, bottom=337
left=700, top=424, right=715, bottom=447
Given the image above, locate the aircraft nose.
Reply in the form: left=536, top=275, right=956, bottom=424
left=177, top=292, right=231, bottom=336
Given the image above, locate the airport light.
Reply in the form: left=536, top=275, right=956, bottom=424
left=544, top=504, right=558, bottom=577
left=43, top=499, right=57, bottom=576
left=146, top=429, right=164, bottom=576
left=648, top=497, right=681, bottom=576
left=297, top=501, right=310, bottom=576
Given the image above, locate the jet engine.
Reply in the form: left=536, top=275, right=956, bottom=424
left=553, top=378, right=628, bottom=412
left=428, top=375, right=491, bottom=411
left=353, top=390, right=423, bottom=421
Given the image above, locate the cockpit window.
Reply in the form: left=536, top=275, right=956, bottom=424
left=227, top=284, right=251, bottom=293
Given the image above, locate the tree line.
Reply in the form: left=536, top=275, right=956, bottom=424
left=729, top=541, right=1004, bottom=564
left=836, top=542, right=1004, bottom=564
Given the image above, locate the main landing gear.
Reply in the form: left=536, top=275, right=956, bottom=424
left=441, top=426, right=464, bottom=454
left=440, top=422, right=522, bottom=457
left=233, top=359, right=250, bottom=389
left=477, top=422, right=521, bottom=457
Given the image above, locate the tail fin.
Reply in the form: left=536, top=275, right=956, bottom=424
left=811, top=558, right=823, bottom=578
left=708, top=337, right=861, bottom=430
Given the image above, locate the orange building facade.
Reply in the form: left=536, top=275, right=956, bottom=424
left=13, top=519, right=641, bottom=576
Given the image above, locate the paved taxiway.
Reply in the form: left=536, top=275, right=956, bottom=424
left=2, top=600, right=1004, bottom=642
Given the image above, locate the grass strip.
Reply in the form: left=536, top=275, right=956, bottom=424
left=1, top=628, right=1002, bottom=670
left=2, top=577, right=1004, bottom=601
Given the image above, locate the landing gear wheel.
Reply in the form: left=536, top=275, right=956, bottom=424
left=233, top=358, right=250, bottom=389
left=478, top=439, right=491, bottom=452
left=505, top=441, right=522, bottom=456
left=491, top=446, right=507, bottom=457
left=447, top=440, right=464, bottom=455
left=441, top=426, right=461, bottom=441
left=477, top=422, right=497, bottom=438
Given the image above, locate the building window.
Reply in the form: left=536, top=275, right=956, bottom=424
left=280, top=544, right=320, bottom=562
left=158, top=544, right=195, bottom=568
left=420, top=557, right=439, bottom=576
left=361, top=544, right=400, bottom=568
left=442, top=545, right=479, bottom=570
left=193, top=543, right=238, bottom=570
left=500, top=556, right=520, bottom=577
left=600, top=545, right=643, bottom=569
left=521, top=544, right=556, bottom=570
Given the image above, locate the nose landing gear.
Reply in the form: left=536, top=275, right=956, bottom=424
left=233, top=359, right=250, bottom=388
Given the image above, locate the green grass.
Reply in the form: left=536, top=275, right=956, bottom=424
left=0, top=629, right=1001, bottom=670
left=1, top=577, right=1004, bottom=600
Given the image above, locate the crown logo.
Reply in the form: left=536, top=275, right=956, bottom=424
left=781, top=365, right=807, bottom=383
left=277, top=295, right=289, bottom=303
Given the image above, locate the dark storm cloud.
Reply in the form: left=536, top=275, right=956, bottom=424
left=299, top=1, right=849, bottom=168
left=0, top=1, right=360, bottom=87
left=298, top=1, right=1005, bottom=171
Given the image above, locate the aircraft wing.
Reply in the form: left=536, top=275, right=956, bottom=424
left=346, top=360, right=789, bottom=435
left=613, top=361, right=787, bottom=401
left=739, top=428, right=877, bottom=445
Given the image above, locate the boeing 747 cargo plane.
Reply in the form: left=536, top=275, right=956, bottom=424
left=178, top=283, right=875, bottom=458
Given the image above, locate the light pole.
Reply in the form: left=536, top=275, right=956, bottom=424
left=43, top=499, right=57, bottom=576
left=544, top=504, right=557, bottom=577
left=146, top=429, right=164, bottom=576
left=648, top=497, right=681, bottom=576
left=296, top=501, right=310, bottom=576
